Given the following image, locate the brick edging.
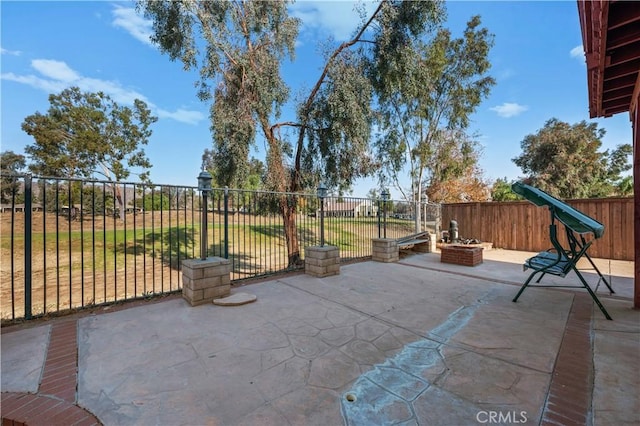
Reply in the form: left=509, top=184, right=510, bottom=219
left=39, top=320, right=78, bottom=402
left=541, top=294, right=594, bottom=425
left=1, top=392, right=101, bottom=426
left=1, top=320, right=102, bottom=425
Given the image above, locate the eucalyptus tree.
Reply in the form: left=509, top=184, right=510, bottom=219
left=140, top=0, right=444, bottom=265
left=22, top=86, right=157, bottom=216
left=372, top=15, right=495, bottom=216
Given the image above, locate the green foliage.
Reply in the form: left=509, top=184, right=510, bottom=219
left=139, top=0, right=464, bottom=262
left=22, top=87, right=157, bottom=182
left=38, top=181, right=113, bottom=215
left=0, top=151, right=27, bottom=203
left=141, top=0, right=297, bottom=189
left=303, top=51, right=375, bottom=191
left=491, top=177, right=521, bottom=202
left=0, top=150, right=26, bottom=174
left=615, top=176, right=633, bottom=196
left=372, top=14, right=495, bottom=204
left=202, top=149, right=265, bottom=190
left=512, top=118, right=632, bottom=198
left=136, top=192, right=170, bottom=211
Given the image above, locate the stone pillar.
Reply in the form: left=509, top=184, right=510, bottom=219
left=182, top=257, right=231, bottom=306
left=305, top=246, right=340, bottom=278
left=372, top=238, right=398, bottom=262
left=411, top=233, right=435, bottom=253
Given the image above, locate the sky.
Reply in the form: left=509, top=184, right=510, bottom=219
left=1, top=1, right=634, bottom=198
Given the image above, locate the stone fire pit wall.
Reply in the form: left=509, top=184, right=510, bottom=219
left=440, top=245, right=483, bottom=267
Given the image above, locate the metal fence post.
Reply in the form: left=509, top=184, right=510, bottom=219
left=381, top=190, right=389, bottom=239
left=24, top=175, right=32, bottom=320
left=201, top=190, right=209, bottom=260
left=320, top=197, right=325, bottom=247
left=377, top=199, right=381, bottom=238
left=224, top=186, right=229, bottom=259
left=383, top=203, right=387, bottom=239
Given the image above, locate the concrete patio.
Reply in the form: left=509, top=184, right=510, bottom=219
left=2, top=249, right=638, bottom=425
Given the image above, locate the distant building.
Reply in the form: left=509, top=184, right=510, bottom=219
left=0, top=203, right=43, bottom=213
left=321, top=200, right=377, bottom=218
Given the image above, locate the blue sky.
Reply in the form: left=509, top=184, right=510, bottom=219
left=1, top=1, right=633, bottom=198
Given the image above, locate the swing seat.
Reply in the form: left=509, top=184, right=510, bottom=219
left=511, top=182, right=614, bottom=320
left=524, top=251, right=572, bottom=277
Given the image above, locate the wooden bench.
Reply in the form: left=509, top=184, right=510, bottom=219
left=372, top=232, right=433, bottom=262
left=396, top=231, right=432, bottom=253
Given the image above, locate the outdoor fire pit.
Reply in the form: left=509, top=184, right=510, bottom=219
left=440, top=244, right=483, bottom=267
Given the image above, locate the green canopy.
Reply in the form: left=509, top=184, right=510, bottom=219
left=511, top=182, right=604, bottom=238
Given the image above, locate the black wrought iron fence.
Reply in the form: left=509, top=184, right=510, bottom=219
left=0, top=174, right=440, bottom=322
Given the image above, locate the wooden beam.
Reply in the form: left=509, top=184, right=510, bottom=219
left=604, top=73, right=638, bottom=92
left=603, top=98, right=636, bottom=116
left=630, top=71, right=640, bottom=122
left=596, top=2, right=610, bottom=116
left=607, top=42, right=640, bottom=67
left=607, top=1, right=640, bottom=30
left=633, top=97, right=640, bottom=309
left=604, top=59, right=640, bottom=81
left=604, top=86, right=636, bottom=102
left=606, top=25, right=640, bottom=51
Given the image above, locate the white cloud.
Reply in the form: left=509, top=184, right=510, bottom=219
left=1, top=59, right=204, bottom=125
left=490, top=102, right=528, bottom=118
left=111, top=5, right=154, bottom=46
left=1, top=47, right=22, bottom=56
left=32, top=59, right=80, bottom=82
left=1, top=72, right=68, bottom=93
left=156, top=108, right=206, bottom=125
left=570, top=45, right=583, bottom=60
left=290, top=1, right=377, bottom=41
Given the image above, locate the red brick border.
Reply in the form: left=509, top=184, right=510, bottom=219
left=1, top=320, right=101, bottom=426
left=39, top=321, right=78, bottom=403
left=1, top=393, right=99, bottom=426
left=440, top=245, right=483, bottom=266
left=541, top=294, right=594, bottom=425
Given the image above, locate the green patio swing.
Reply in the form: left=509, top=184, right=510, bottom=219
left=511, top=182, right=614, bottom=320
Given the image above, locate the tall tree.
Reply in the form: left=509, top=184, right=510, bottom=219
left=22, top=86, right=156, bottom=182
left=372, top=15, right=495, bottom=220
left=140, top=0, right=444, bottom=265
left=0, top=150, right=27, bottom=203
left=22, top=86, right=157, bottom=217
left=512, top=118, right=632, bottom=198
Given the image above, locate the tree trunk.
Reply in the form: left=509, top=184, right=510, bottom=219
left=262, top=118, right=302, bottom=268
left=280, top=195, right=301, bottom=267
left=415, top=180, right=423, bottom=233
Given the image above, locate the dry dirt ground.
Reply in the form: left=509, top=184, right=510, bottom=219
left=1, top=212, right=191, bottom=321
left=0, top=211, right=320, bottom=321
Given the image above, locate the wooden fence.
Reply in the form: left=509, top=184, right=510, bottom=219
left=442, top=197, right=634, bottom=261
